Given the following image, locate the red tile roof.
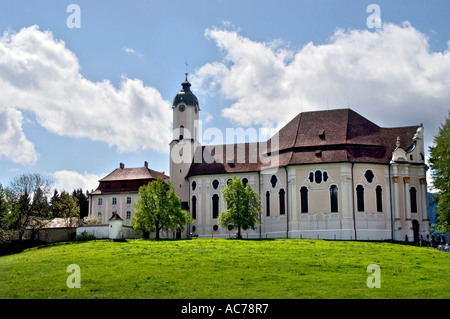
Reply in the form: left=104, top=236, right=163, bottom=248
left=92, top=165, right=169, bottom=194
left=99, top=167, right=168, bottom=182
left=187, top=108, right=419, bottom=177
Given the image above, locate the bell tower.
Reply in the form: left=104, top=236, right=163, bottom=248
left=170, top=72, right=200, bottom=206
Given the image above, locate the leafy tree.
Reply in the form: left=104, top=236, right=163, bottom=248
left=82, top=215, right=102, bottom=225
left=0, top=184, right=9, bottom=227
left=132, top=177, right=192, bottom=239
left=57, top=191, right=80, bottom=228
left=429, top=112, right=450, bottom=233
left=0, top=185, right=14, bottom=244
left=219, top=176, right=261, bottom=239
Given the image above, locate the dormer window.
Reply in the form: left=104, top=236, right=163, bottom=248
left=319, top=130, right=326, bottom=140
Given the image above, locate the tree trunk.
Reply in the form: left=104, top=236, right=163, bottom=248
left=237, top=226, right=242, bottom=239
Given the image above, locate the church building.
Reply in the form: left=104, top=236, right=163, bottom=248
left=170, top=73, right=430, bottom=242
left=88, top=73, right=430, bottom=242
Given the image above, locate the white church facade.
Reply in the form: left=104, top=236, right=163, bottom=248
left=88, top=74, right=430, bottom=242
left=169, top=74, right=430, bottom=242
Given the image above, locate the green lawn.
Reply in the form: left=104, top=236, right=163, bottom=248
left=0, top=238, right=448, bottom=299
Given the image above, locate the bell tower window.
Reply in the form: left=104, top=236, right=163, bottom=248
left=179, top=125, right=184, bottom=140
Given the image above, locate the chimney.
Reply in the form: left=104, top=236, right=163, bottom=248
left=120, top=163, right=125, bottom=169
left=144, top=161, right=148, bottom=168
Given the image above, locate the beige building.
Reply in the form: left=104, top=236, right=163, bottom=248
left=88, top=161, right=168, bottom=226
left=170, top=75, right=430, bottom=241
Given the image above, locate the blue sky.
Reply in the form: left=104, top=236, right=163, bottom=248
left=0, top=0, right=449, bottom=192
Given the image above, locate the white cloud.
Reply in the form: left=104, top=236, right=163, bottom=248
left=0, top=106, right=39, bottom=165
left=0, top=25, right=171, bottom=161
left=122, top=46, right=143, bottom=57
left=53, top=170, right=101, bottom=193
left=192, top=22, right=450, bottom=150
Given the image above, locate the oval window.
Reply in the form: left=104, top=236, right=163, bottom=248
left=270, top=175, right=278, bottom=188
left=365, top=170, right=374, bottom=183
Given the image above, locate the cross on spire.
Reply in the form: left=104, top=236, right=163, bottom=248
left=184, top=61, right=189, bottom=80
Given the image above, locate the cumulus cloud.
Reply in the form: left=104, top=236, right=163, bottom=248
left=0, top=25, right=171, bottom=164
left=0, top=106, right=39, bottom=165
left=53, top=170, right=101, bottom=193
left=192, top=22, right=450, bottom=149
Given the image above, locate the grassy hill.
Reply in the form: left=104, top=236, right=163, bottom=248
left=0, top=238, right=448, bottom=299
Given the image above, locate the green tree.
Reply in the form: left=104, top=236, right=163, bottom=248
left=57, top=191, right=80, bottom=228
left=50, top=189, right=60, bottom=218
left=132, top=177, right=192, bottom=239
left=28, top=187, right=51, bottom=239
left=0, top=185, right=14, bottom=244
left=0, top=184, right=9, bottom=227
left=219, top=176, right=261, bottom=239
left=72, top=188, right=89, bottom=218
left=429, top=112, right=450, bottom=233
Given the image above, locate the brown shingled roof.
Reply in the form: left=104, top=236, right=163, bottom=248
left=187, top=108, right=419, bottom=177
left=99, top=167, right=168, bottom=182
left=93, top=164, right=169, bottom=194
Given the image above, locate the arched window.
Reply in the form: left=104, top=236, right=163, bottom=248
left=315, top=170, right=322, bottom=184
left=191, top=196, right=197, bottom=220
left=356, top=185, right=365, bottom=212
left=308, top=172, right=314, bottom=183
left=212, top=179, right=219, bottom=189
left=376, top=186, right=383, bottom=212
left=300, top=187, right=308, bottom=213
left=410, top=187, right=418, bottom=213
left=279, top=189, right=286, bottom=215
left=192, top=181, right=197, bottom=191
left=179, top=125, right=184, bottom=140
left=212, top=194, right=219, bottom=219
left=330, top=185, right=338, bottom=213
left=266, top=191, right=270, bottom=217
left=242, top=178, right=248, bottom=187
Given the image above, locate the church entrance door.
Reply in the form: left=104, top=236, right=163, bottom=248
left=412, top=220, right=420, bottom=243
